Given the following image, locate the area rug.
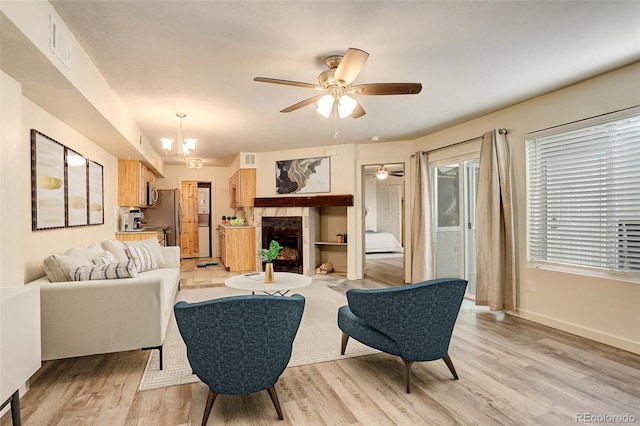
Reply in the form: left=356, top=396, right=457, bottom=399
left=139, top=282, right=379, bottom=391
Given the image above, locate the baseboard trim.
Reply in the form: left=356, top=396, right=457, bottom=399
left=514, top=309, right=640, bottom=355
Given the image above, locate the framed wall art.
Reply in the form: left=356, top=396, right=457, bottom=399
left=88, top=160, right=104, bottom=225
left=66, top=148, right=88, bottom=227
left=275, top=156, right=330, bottom=194
left=31, top=130, right=66, bottom=230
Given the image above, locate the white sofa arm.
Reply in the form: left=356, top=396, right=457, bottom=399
left=160, top=246, right=181, bottom=268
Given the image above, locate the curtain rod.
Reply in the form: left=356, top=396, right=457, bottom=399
left=411, top=128, right=508, bottom=157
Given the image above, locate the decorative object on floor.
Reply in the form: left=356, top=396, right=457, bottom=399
left=275, top=156, right=330, bottom=194
left=175, top=294, right=305, bottom=424
left=139, top=283, right=379, bottom=391
left=196, top=261, right=219, bottom=268
left=160, top=113, right=202, bottom=168
left=257, top=240, right=283, bottom=283
left=338, top=278, right=467, bottom=393
left=315, top=262, right=334, bottom=275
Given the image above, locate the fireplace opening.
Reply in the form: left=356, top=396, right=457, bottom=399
left=261, top=216, right=303, bottom=274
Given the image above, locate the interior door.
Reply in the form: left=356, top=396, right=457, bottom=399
left=388, top=184, right=402, bottom=244
left=180, top=181, right=199, bottom=258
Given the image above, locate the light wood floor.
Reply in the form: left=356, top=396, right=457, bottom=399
left=4, top=259, right=639, bottom=425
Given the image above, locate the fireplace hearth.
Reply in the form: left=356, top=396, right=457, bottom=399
left=261, top=216, right=303, bottom=273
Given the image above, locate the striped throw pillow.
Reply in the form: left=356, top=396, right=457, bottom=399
left=71, top=260, right=138, bottom=281
left=125, top=245, right=158, bottom=272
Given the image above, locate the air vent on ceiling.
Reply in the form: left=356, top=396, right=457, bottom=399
left=50, top=15, right=71, bottom=68
left=241, top=152, right=257, bottom=168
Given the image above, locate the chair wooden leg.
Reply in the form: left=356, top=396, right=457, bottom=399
left=266, top=385, right=284, bottom=420
left=340, top=332, right=350, bottom=355
left=201, top=389, right=218, bottom=426
left=404, top=360, right=414, bottom=393
left=443, top=354, right=459, bottom=380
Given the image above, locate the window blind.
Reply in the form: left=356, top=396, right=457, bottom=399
left=526, top=107, right=640, bottom=277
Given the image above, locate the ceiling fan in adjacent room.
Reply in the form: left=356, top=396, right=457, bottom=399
left=254, top=48, right=422, bottom=119
left=374, top=165, right=404, bottom=180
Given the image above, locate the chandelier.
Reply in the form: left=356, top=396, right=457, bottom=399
left=160, top=113, right=203, bottom=168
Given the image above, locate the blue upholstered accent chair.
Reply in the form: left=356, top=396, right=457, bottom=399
left=338, top=278, right=467, bottom=393
left=174, top=294, right=305, bottom=425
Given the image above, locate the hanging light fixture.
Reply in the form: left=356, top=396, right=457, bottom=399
left=161, top=113, right=203, bottom=168
left=375, top=166, right=389, bottom=180
left=316, top=88, right=358, bottom=119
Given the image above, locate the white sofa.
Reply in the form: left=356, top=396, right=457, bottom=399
left=27, top=245, right=180, bottom=368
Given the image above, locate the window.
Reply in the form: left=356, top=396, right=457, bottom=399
left=526, top=106, right=640, bottom=279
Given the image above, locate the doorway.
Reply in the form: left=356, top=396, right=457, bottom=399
left=362, top=163, right=405, bottom=286
left=432, top=156, right=479, bottom=298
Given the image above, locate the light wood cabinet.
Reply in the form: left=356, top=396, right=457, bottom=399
left=118, top=159, right=155, bottom=207
left=180, top=181, right=199, bottom=258
left=219, top=226, right=255, bottom=272
left=229, top=168, right=256, bottom=208
left=115, top=231, right=163, bottom=244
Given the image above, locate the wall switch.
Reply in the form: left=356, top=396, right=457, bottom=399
left=527, top=281, right=535, bottom=292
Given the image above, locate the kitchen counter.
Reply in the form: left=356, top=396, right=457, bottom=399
left=217, top=224, right=255, bottom=229
left=115, top=230, right=164, bottom=244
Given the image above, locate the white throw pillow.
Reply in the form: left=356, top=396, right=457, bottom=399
left=43, top=251, right=92, bottom=282
left=65, top=243, right=104, bottom=262
left=71, top=260, right=138, bottom=281
left=124, top=238, right=167, bottom=267
left=100, top=239, right=129, bottom=262
left=125, top=245, right=158, bottom=272
left=92, top=251, right=118, bottom=265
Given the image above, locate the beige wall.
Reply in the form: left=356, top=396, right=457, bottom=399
left=0, top=72, right=119, bottom=284
left=412, top=62, right=640, bottom=353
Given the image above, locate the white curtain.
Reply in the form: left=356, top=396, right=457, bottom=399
left=475, top=130, right=516, bottom=311
left=410, top=151, right=435, bottom=282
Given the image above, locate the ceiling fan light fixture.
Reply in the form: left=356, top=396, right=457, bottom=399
left=375, top=167, right=389, bottom=180
left=338, top=94, right=357, bottom=118
left=316, top=94, right=334, bottom=118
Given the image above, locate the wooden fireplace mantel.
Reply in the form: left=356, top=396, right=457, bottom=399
left=253, top=195, right=354, bottom=208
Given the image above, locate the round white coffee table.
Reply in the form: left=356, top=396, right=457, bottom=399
left=225, top=272, right=312, bottom=296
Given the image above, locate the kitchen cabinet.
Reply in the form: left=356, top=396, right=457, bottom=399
left=115, top=231, right=163, bottom=244
left=229, top=168, right=256, bottom=208
left=218, top=226, right=255, bottom=272
left=180, top=181, right=199, bottom=258
left=118, top=159, right=155, bottom=207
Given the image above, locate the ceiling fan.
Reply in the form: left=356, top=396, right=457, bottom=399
left=374, top=165, right=404, bottom=180
left=254, top=48, right=422, bottom=119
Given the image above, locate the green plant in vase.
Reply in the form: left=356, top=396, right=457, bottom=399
left=257, top=240, right=283, bottom=283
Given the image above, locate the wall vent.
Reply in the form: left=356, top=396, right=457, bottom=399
left=241, top=152, right=257, bottom=168
left=50, top=15, right=71, bottom=68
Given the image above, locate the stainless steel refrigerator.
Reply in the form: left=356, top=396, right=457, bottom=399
left=142, top=189, right=181, bottom=246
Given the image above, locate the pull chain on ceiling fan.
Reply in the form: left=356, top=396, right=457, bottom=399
left=254, top=48, right=422, bottom=122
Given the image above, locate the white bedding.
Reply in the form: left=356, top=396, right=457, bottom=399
left=365, top=232, right=404, bottom=253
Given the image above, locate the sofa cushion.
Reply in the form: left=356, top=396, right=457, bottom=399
left=71, top=259, right=138, bottom=281
left=124, top=238, right=167, bottom=267
left=65, top=243, right=104, bottom=262
left=92, top=251, right=118, bottom=265
left=101, top=239, right=129, bottom=262
left=125, top=245, right=158, bottom=272
left=43, top=251, right=92, bottom=282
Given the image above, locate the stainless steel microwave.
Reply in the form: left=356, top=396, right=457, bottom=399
left=146, top=182, right=158, bottom=207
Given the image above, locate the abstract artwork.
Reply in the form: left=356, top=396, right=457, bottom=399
left=32, top=130, right=65, bottom=230
left=88, top=160, right=104, bottom=225
left=275, top=156, right=330, bottom=194
left=66, top=148, right=88, bottom=226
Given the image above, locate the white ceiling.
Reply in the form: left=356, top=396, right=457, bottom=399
left=49, top=1, right=640, bottom=166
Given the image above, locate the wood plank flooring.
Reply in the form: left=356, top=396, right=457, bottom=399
left=3, top=258, right=639, bottom=425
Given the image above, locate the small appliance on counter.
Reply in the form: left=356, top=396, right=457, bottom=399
left=123, top=209, right=144, bottom=231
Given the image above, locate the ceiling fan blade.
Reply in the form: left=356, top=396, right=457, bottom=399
left=353, top=83, right=422, bottom=95
left=351, top=101, right=366, bottom=119
left=254, top=77, right=318, bottom=89
left=280, top=95, right=324, bottom=113
left=334, top=48, right=369, bottom=85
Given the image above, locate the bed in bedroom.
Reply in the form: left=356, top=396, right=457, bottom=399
left=365, top=231, right=404, bottom=253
